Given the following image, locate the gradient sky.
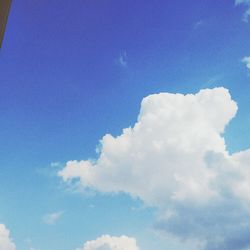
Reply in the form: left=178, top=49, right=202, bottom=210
left=1, top=1, right=250, bottom=250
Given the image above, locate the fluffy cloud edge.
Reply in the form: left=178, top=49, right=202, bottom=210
left=58, top=87, right=238, bottom=206
left=58, top=87, right=250, bottom=249
left=0, top=224, right=16, bottom=250
left=242, top=56, right=250, bottom=70
left=235, top=0, right=250, bottom=22
left=76, top=235, right=140, bottom=250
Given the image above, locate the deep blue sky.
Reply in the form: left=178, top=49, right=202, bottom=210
left=0, top=1, right=250, bottom=249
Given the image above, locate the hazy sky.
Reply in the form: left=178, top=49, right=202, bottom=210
left=1, top=1, right=250, bottom=250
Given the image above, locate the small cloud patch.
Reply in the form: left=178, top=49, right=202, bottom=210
left=42, top=211, right=64, bottom=225
left=116, top=51, right=128, bottom=68
left=235, top=0, right=250, bottom=22
left=242, top=56, right=250, bottom=69
left=76, top=235, right=140, bottom=250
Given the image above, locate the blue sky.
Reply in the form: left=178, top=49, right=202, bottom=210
left=1, top=1, right=250, bottom=250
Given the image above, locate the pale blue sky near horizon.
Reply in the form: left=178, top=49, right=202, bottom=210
left=1, top=1, right=250, bottom=249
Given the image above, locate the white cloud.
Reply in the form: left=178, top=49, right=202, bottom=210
left=59, top=87, right=250, bottom=249
left=117, top=52, right=127, bottom=67
left=42, top=211, right=64, bottom=225
left=235, top=0, right=250, bottom=21
left=59, top=87, right=237, bottom=205
left=50, top=162, right=61, bottom=167
left=242, top=56, right=250, bottom=69
left=0, top=224, right=16, bottom=250
left=76, top=235, right=139, bottom=250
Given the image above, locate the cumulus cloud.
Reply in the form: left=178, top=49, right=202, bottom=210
left=242, top=56, right=250, bottom=70
left=235, top=0, right=250, bottom=22
left=76, top=235, right=139, bottom=250
left=59, top=87, right=250, bottom=249
left=42, top=211, right=64, bottom=225
left=0, top=224, right=16, bottom=250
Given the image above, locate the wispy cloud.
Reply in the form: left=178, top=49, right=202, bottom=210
left=193, top=20, right=204, bottom=30
left=242, top=56, right=250, bottom=69
left=200, top=75, right=222, bottom=89
left=117, top=51, right=128, bottom=68
left=50, top=162, right=61, bottom=167
left=42, top=211, right=64, bottom=225
left=235, top=0, right=250, bottom=22
left=24, top=238, right=40, bottom=250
